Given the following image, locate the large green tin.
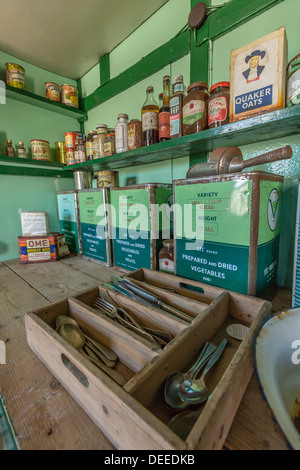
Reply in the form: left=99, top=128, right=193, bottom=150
left=57, top=191, right=81, bottom=254
left=78, top=188, right=112, bottom=267
left=174, top=171, right=283, bottom=295
left=110, top=184, right=173, bottom=272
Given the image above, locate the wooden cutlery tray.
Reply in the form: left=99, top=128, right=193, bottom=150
left=25, top=269, right=272, bottom=450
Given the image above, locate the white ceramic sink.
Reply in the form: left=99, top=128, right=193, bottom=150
left=254, top=307, right=300, bottom=450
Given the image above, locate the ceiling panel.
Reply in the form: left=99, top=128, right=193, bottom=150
left=0, top=0, right=168, bottom=79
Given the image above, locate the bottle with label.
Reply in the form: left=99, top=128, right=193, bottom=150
left=17, top=141, right=27, bottom=158
left=74, top=140, right=86, bottom=163
left=96, top=124, right=108, bottom=157
left=159, top=75, right=171, bottom=142
left=170, top=75, right=185, bottom=139
left=104, top=129, right=116, bottom=156
left=183, top=81, right=209, bottom=136
left=86, top=130, right=97, bottom=160
left=6, top=140, right=15, bottom=157
left=93, top=135, right=100, bottom=159
left=141, top=86, right=159, bottom=146
left=208, top=82, right=230, bottom=128
left=115, top=114, right=129, bottom=153
left=159, top=239, right=174, bottom=274
left=128, top=119, right=143, bottom=150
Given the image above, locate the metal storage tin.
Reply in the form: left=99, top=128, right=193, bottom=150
left=110, top=184, right=173, bottom=272
left=45, top=82, right=60, bottom=102
left=61, top=84, right=79, bottom=108
left=78, top=188, right=112, bottom=267
left=96, top=170, right=119, bottom=188
left=30, top=139, right=51, bottom=161
left=65, top=131, right=84, bottom=149
left=174, top=171, right=283, bottom=296
left=55, top=141, right=66, bottom=164
left=57, top=191, right=82, bottom=254
left=5, top=62, right=26, bottom=90
left=18, top=233, right=69, bottom=264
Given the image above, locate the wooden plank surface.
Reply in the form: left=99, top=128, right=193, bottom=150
left=0, top=257, right=291, bottom=450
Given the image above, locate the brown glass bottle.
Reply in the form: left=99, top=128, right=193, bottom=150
left=170, top=75, right=185, bottom=139
left=141, top=86, right=159, bottom=146
left=159, top=75, right=170, bottom=142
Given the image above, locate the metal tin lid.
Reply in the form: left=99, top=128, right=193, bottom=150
left=146, top=86, right=154, bottom=92
left=107, top=128, right=115, bottom=133
left=210, top=81, right=230, bottom=93
left=117, top=113, right=128, bottom=119
left=88, top=130, right=97, bottom=134
left=96, top=123, right=108, bottom=129
left=174, top=74, right=183, bottom=83
left=30, top=139, right=49, bottom=143
left=5, top=62, right=25, bottom=71
left=187, top=81, right=208, bottom=93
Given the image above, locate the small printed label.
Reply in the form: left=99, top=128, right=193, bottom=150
left=235, top=85, right=273, bottom=115
left=142, top=111, right=159, bottom=131
left=170, top=96, right=180, bottom=136
left=159, top=257, right=174, bottom=273
left=226, top=323, right=250, bottom=340
left=182, top=100, right=205, bottom=126
left=159, top=111, right=170, bottom=139
left=208, top=96, right=228, bottom=125
left=115, top=125, right=125, bottom=149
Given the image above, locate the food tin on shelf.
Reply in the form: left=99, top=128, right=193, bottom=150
left=30, top=139, right=51, bottom=161
left=45, top=82, right=60, bottom=102
left=96, top=171, right=119, bottom=189
left=61, top=84, right=79, bottom=108
left=18, top=233, right=69, bottom=264
left=55, top=141, right=67, bottom=164
left=5, top=62, right=26, bottom=90
left=65, top=131, right=84, bottom=149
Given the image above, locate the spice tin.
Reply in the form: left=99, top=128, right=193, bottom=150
left=174, top=171, right=283, bottom=295
left=45, top=82, right=60, bottom=102
left=78, top=189, right=112, bottom=267
left=18, top=233, right=69, bottom=264
left=57, top=191, right=81, bottom=254
left=110, top=184, right=173, bottom=272
left=128, top=119, right=142, bottom=150
left=65, top=131, right=84, bottom=149
left=61, top=84, right=79, bottom=108
left=5, top=62, right=26, bottom=90
left=55, top=141, right=67, bottom=164
left=287, top=54, right=300, bottom=107
left=96, top=171, right=119, bottom=188
left=30, top=139, right=51, bottom=161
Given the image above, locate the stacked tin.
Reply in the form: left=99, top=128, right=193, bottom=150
left=65, top=131, right=84, bottom=165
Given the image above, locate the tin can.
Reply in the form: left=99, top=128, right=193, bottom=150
left=287, top=53, right=300, bottom=107
left=31, top=140, right=51, bottom=161
left=74, top=171, right=92, bottom=190
left=55, top=142, right=67, bottom=164
left=5, top=62, right=26, bottom=90
left=65, top=131, right=84, bottom=149
left=66, top=149, right=75, bottom=165
left=97, top=171, right=119, bottom=188
left=61, top=84, right=79, bottom=108
left=45, top=82, right=60, bottom=102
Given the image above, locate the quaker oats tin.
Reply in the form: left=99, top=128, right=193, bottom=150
left=55, top=141, right=67, bottom=164
left=45, top=82, right=60, bottom=102
left=31, top=140, right=51, bottom=161
left=96, top=171, right=119, bottom=188
left=61, top=84, right=79, bottom=108
left=5, top=62, right=26, bottom=90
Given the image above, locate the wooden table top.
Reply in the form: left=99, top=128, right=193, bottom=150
left=0, top=256, right=291, bottom=450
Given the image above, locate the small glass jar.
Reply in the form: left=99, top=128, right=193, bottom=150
left=74, top=140, right=86, bottom=163
left=182, top=81, right=209, bottom=136
left=86, top=130, right=97, bottom=160
left=17, top=141, right=27, bottom=159
left=6, top=139, right=15, bottom=157
left=159, top=239, right=174, bottom=274
left=128, top=119, right=142, bottom=150
left=93, top=135, right=100, bottom=159
left=208, top=82, right=230, bottom=129
left=96, top=123, right=108, bottom=157
left=104, top=129, right=116, bottom=156
left=115, top=114, right=129, bottom=153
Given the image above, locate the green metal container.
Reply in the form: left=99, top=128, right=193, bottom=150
left=174, top=171, right=283, bottom=295
left=110, top=184, right=173, bottom=272
left=78, top=188, right=112, bottom=267
left=57, top=191, right=81, bottom=254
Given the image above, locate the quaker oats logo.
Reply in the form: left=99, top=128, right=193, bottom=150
left=268, top=188, right=280, bottom=231
left=0, top=80, right=6, bottom=104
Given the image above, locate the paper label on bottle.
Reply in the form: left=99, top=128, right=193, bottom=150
left=182, top=100, right=205, bottom=126
left=208, top=96, right=228, bottom=125
left=18, top=149, right=27, bottom=159
left=142, top=111, right=158, bottom=131
left=159, top=258, right=174, bottom=273
left=170, top=96, right=180, bottom=136
left=115, top=125, right=125, bottom=149
left=159, top=111, right=170, bottom=139
left=86, top=141, right=93, bottom=158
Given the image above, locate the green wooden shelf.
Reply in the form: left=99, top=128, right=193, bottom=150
left=6, top=85, right=88, bottom=121
left=64, top=105, right=300, bottom=172
left=0, top=156, right=73, bottom=178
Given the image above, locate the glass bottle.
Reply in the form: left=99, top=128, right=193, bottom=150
left=96, top=124, right=108, bottom=157
left=104, top=129, right=116, bottom=156
left=170, top=75, right=185, bottom=139
left=93, top=135, right=100, bottom=159
left=182, top=81, right=209, bottom=136
left=6, top=139, right=15, bottom=157
left=159, top=75, right=170, bottom=142
left=141, top=86, right=159, bottom=146
left=17, top=141, right=27, bottom=158
left=115, top=114, right=129, bottom=153
left=86, top=130, right=97, bottom=160
left=159, top=239, right=174, bottom=274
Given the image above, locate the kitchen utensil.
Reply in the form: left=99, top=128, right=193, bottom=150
left=178, top=338, right=227, bottom=404
left=164, top=342, right=217, bottom=410
left=167, top=405, right=205, bottom=440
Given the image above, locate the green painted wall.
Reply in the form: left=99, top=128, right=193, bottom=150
left=0, top=50, right=77, bottom=261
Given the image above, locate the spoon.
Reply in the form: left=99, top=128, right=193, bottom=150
left=55, top=315, right=118, bottom=364
left=59, top=323, right=127, bottom=386
left=164, top=342, right=217, bottom=410
left=178, top=338, right=227, bottom=404
left=167, top=405, right=205, bottom=440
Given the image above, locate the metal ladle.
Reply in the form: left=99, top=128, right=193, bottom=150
left=167, top=405, right=205, bottom=440
left=59, top=323, right=127, bottom=386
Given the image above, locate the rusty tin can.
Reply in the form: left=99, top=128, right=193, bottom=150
left=5, top=62, right=26, bottom=90
left=96, top=171, right=119, bottom=188
left=61, top=84, right=79, bottom=108
left=45, top=82, right=60, bottom=102
left=31, top=139, right=51, bottom=161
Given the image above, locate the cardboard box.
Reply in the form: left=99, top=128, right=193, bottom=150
left=20, top=211, right=50, bottom=237
left=18, top=233, right=69, bottom=264
left=57, top=191, right=81, bottom=254
left=229, top=27, right=287, bottom=122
